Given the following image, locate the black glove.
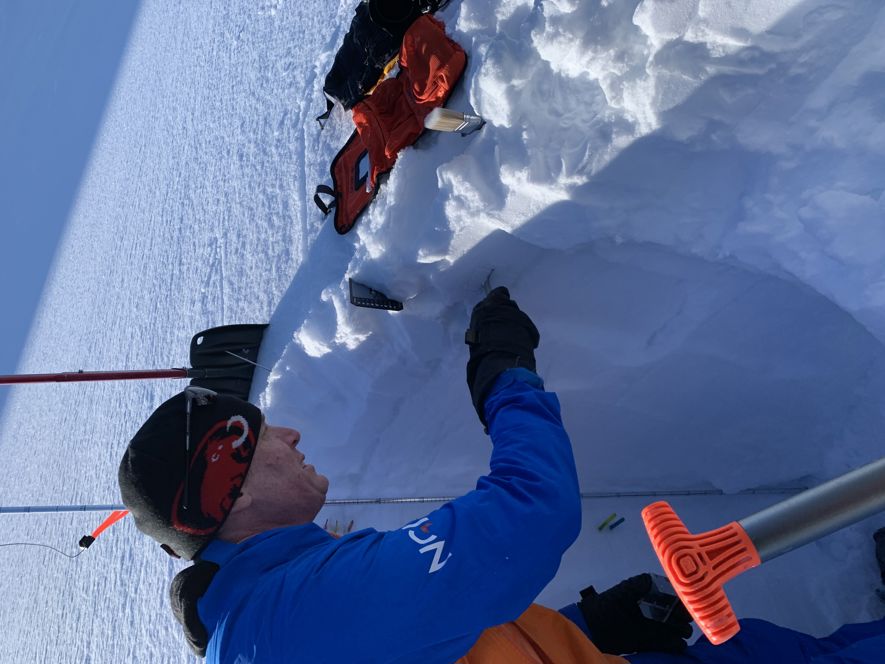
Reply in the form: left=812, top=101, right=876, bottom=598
left=578, top=573, right=693, bottom=655
left=465, top=287, right=540, bottom=427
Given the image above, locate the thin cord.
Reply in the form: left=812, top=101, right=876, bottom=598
left=224, top=350, right=272, bottom=372
left=0, top=542, right=83, bottom=559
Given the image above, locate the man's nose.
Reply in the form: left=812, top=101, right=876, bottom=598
left=268, top=425, right=301, bottom=446
left=282, top=427, right=301, bottom=446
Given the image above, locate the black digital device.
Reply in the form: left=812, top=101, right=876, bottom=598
left=349, top=279, right=403, bottom=311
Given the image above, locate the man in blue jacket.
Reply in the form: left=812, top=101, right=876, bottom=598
left=120, top=287, right=664, bottom=661
left=120, top=286, right=884, bottom=662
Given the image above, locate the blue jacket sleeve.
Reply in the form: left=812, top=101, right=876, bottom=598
left=321, top=368, right=583, bottom=659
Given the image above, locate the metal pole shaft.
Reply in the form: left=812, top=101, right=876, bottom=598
left=0, top=368, right=191, bottom=385
left=0, top=504, right=126, bottom=514
left=740, top=456, right=885, bottom=561
left=0, top=487, right=813, bottom=516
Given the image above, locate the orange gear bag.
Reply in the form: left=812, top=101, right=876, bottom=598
left=313, top=130, right=374, bottom=235
left=457, top=604, right=628, bottom=664
left=314, top=15, right=467, bottom=234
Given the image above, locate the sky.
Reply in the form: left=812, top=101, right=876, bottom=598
left=0, top=0, right=882, bottom=661
left=0, top=0, right=141, bottom=414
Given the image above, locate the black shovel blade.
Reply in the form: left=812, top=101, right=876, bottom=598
left=189, top=324, right=269, bottom=400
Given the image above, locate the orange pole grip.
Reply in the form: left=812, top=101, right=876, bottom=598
left=641, top=501, right=761, bottom=645
left=90, top=509, right=130, bottom=539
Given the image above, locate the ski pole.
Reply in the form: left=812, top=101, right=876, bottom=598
left=0, top=368, right=191, bottom=385
left=641, top=455, right=885, bottom=645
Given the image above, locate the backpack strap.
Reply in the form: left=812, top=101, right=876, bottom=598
left=314, top=184, right=338, bottom=216
left=315, top=100, right=334, bottom=128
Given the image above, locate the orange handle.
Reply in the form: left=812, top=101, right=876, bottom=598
left=641, top=501, right=761, bottom=645
left=90, top=509, right=130, bottom=539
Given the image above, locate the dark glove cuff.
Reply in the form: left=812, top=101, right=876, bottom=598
left=471, top=353, right=537, bottom=426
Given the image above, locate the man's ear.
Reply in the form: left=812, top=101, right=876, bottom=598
left=216, top=489, right=254, bottom=543
left=228, top=489, right=253, bottom=515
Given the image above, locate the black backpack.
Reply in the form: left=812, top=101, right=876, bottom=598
left=316, top=0, right=448, bottom=125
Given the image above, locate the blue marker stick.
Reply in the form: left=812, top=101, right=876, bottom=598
left=609, top=517, right=626, bottom=530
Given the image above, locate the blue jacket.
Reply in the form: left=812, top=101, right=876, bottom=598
left=198, top=369, right=583, bottom=663
left=627, top=617, right=885, bottom=664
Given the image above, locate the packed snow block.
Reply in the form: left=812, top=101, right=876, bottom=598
left=316, top=15, right=466, bottom=234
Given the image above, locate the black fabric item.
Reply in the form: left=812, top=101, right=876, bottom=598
left=170, top=560, right=221, bottom=657
left=464, top=287, right=540, bottom=427
left=321, top=3, right=401, bottom=111
left=578, top=574, right=693, bottom=655
left=320, top=0, right=448, bottom=115
left=875, top=527, right=885, bottom=585
left=368, top=0, right=421, bottom=38
left=118, top=390, right=263, bottom=560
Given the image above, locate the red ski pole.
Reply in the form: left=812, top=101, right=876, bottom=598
left=0, top=369, right=190, bottom=385
left=0, top=322, right=269, bottom=400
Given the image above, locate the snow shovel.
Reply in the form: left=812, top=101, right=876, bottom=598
left=642, top=455, right=885, bottom=645
left=0, top=323, right=267, bottom=401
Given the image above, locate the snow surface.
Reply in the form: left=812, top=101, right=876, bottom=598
left=1, top=0, right=884, bottom=661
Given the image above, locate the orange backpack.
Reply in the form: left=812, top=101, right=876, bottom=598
left=314, top=15, right=466, bottom=234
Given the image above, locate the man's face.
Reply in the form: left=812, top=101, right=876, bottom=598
left=241, top=423, right=330, bottom=524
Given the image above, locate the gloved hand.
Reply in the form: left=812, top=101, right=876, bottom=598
left=465, top=287, right=540, bottom=427
left=578, top=573, right=693, bottom=655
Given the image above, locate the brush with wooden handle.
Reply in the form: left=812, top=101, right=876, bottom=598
left=424, top=107, right=485, bottom=135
